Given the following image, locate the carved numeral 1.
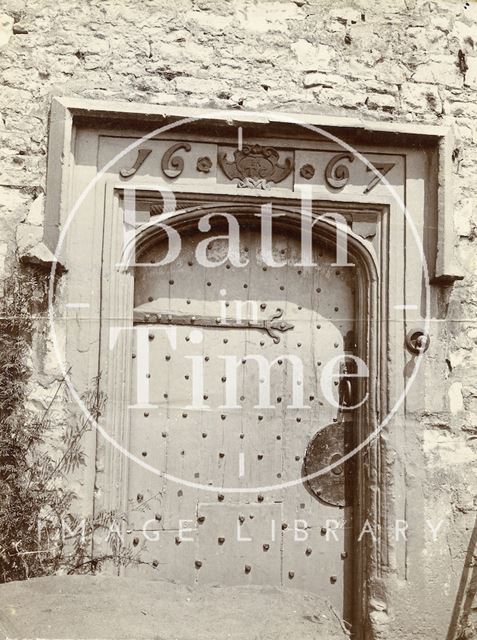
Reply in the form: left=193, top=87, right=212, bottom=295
left=119, top=148, right=152, bottom=178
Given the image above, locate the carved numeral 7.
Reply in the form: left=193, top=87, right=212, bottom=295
left=364, top=162, right=395, bottom=194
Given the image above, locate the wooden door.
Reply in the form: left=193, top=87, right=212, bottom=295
left=126, top=221, right=357, bottom=616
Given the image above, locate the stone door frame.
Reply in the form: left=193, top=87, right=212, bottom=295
left=45, top=97, right=461, bottom=285
left=44, top=97, right=461, bottom=639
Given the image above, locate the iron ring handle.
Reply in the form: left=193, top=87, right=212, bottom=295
left=405, top=329, right=430, bottom=355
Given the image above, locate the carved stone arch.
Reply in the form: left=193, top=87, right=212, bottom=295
left=130, top=202, right=380, bottom=279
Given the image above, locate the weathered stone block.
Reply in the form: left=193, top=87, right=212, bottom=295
left=175, top=76, right=224, bottom=95
left=315, top=85, right=367, bottom=109
left=0, top=13, right=13, bottom=49
left=303, top=71, right=342, bottom=89
left=185, top=11, right=233, bottom=31
left=365, top=92, right=397, bottom=112
left=465, top=56, right=477, bottom=89
left=240, top=2, right=301, bottom=33
left=291, top=39, right=334, bottom=71
left=413, top=59, right=463, bottom=88
left=16, top=222, right=42, bottom=256
left=400, top=82, right=442, bottom=114
left=448, top=381, right=465, bottom=414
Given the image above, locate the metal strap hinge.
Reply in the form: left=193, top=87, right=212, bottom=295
left=133, top=307, right=294, bottom=344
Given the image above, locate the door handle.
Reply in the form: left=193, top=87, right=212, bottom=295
left=339, top=358, right=356, bottom=409
left=339, top=378, right=353, bottom=409
left=405, top=329, right=430, bottom=355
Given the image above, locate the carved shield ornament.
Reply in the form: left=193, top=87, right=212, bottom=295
left=218, top=144, right=293, bottom=189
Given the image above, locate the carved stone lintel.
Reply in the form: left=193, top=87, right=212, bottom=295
left=325, top=153, right=354, bottom=189
left=218, top=144, right=293, bottom=189
left=161, top=142, right=192, bottom=179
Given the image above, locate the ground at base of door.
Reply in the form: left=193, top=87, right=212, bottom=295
left=0, top=575, right=349, bottom=639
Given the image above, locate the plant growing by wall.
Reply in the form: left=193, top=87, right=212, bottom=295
left=0, top=266, right=142, bottom=582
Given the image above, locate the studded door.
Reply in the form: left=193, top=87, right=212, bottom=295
left=126, top=224, right=357, bottom=616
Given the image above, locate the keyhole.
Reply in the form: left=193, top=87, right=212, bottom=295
left=330, top=453, right=344, bottom=476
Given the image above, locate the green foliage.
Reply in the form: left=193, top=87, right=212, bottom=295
left=0, top=267, right=139, bottom=582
